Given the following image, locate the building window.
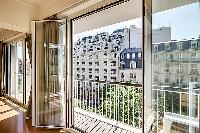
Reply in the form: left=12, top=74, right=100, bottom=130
left=104, top=69, right=107, bottom=74
left=191, top=53, right=196, bottom=61
left=121, top=54, right=124, bottom=59
left=176, top=64, right=183, bottom=75
left=132, top=53, right=135, bottom=59
left=127, top=53, right=130, bottom=59
left=130, top=61, right=136, bottom=68
left=104, top=76, right=107, bottom=81
left=89, top=62, right=92, bottom=66
left=190, top=64, right=197, bottom=75
left=95, top=76, right=99, bottom=81
left=89, top=68, right=92, bottom=73
left=177, top=42, right=183, bottom=50
left=190, top=77, right=198, bottom=82
left=104, top=61, right=107, bottom=66
left=165, top=78, right=169, bottom=84
left=165, top=53, right=171, bottom=61
left=120, top=61, right=125, bottom=68
left=111, top=77, right=116, bottom=82
left=89, top=55, right=93, bottom=60
left=113, top=53, right=117, bottom=58
left=82, top=62, right=85, bottom=65
left=138, top=52, right=142, bottom=58
left=95, top=62, right=99, bottom=66
left=191, top=41, right=198, bottom=49
left=89, top=75, right=92, bottom=79
left=177, top=53, right=182, bottom=61
left=165, top=43, right=170, bottom=51
left=95, top=69, right=99, bottom=73
left=153, top=45, right=158, bottom=53
left=111, top=69, right=116, bottom=74
left=111, top=61, right=116, bottom=66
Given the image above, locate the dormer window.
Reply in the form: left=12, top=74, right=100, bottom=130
left=121, top=54, right=124, bottom=59
left=191, top=41, right=198, bottom=49
left=132, top=53, right=135, bottom=59
left=138, top=52, right=142, bottom=58
left=165, top=43, right=170, bottom=51
left=127, top=53, right=130, bottom=59
left=154, top=45, right=158, bottom=53
left=177, top=42, right=183, bottom=50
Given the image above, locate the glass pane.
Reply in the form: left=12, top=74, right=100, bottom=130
left=9, top=41, right=23, bottom=103
left=10, top=44, right=16, bottom=98
left=26, top=42, right=31, bottom=104
left=152, top=1, right=200, bottom=132
left=73, top=0, right=143, bottom=132
left=34, top=21, right=66, bottom=127
left=16, top=41, right=23, bottom=102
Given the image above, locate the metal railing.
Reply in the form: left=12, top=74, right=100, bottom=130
left=74, top=80, right=143, bottom=129
left=153, top=87, right=200, bottom=119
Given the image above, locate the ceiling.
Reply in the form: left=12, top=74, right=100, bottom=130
left=0, top=28, right=20, bottom=42
left=0, top=0, right=199, bottom=42
left=16, top=0, right=54, bottom=9
left=0, top=0, right=82, bottom=37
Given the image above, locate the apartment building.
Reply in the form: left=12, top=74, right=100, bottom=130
left=74, top=26, right=171, bottom=83
left=153, top=37, right=200, bottom=88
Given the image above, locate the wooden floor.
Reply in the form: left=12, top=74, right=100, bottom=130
left=0, top=97, right=69, bottom=133
left=74, top=112, right=134, bottom=133
left=0, top=97, right=135, bottom=133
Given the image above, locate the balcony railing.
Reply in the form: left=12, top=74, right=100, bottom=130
left=73, top=81, right=199, bottom=132
left=153, top=86, right=199, bottom=124
left=74, top=80, right=143, bottom=132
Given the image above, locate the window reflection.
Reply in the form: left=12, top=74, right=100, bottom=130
left=152, top=1, right=200, bottom=132
left=10, top=41, right=23, bottom=103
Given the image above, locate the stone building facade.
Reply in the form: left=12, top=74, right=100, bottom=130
left=152, top=37, right=200, bottom=88
left=73, top=25, right=171, bottom=83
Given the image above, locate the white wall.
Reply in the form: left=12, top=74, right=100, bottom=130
left=0, top=0, right=39, bottom=33
left=0, top=0, right=198, bottom=34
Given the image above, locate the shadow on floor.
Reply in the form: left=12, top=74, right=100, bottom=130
left=0, top=97, right=69, bottom=133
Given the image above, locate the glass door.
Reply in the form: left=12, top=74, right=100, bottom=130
left=32, top=20, right=66, bottom=127
left=8, top=41, right=24, bottom=103
left=147, top=0, right=200, bottom=132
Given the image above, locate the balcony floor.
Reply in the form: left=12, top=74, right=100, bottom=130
left=0, top=96, right=136, bottom=133
left=74, top=111, right=134, bottom=133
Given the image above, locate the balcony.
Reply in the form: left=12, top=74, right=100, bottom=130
left=74, top=80, right=143, bottom=133
left=152, top=86, right=199, bottom=132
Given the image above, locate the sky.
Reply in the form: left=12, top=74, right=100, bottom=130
left=152, top=2, right=200, bottom=40
left=74, top=2, right=200, bottom=42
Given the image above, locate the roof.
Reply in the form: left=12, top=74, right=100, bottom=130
left=121, top=48, right=142, bottom=53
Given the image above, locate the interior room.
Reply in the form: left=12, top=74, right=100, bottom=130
left=0, top=0, right=199, bottom=133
